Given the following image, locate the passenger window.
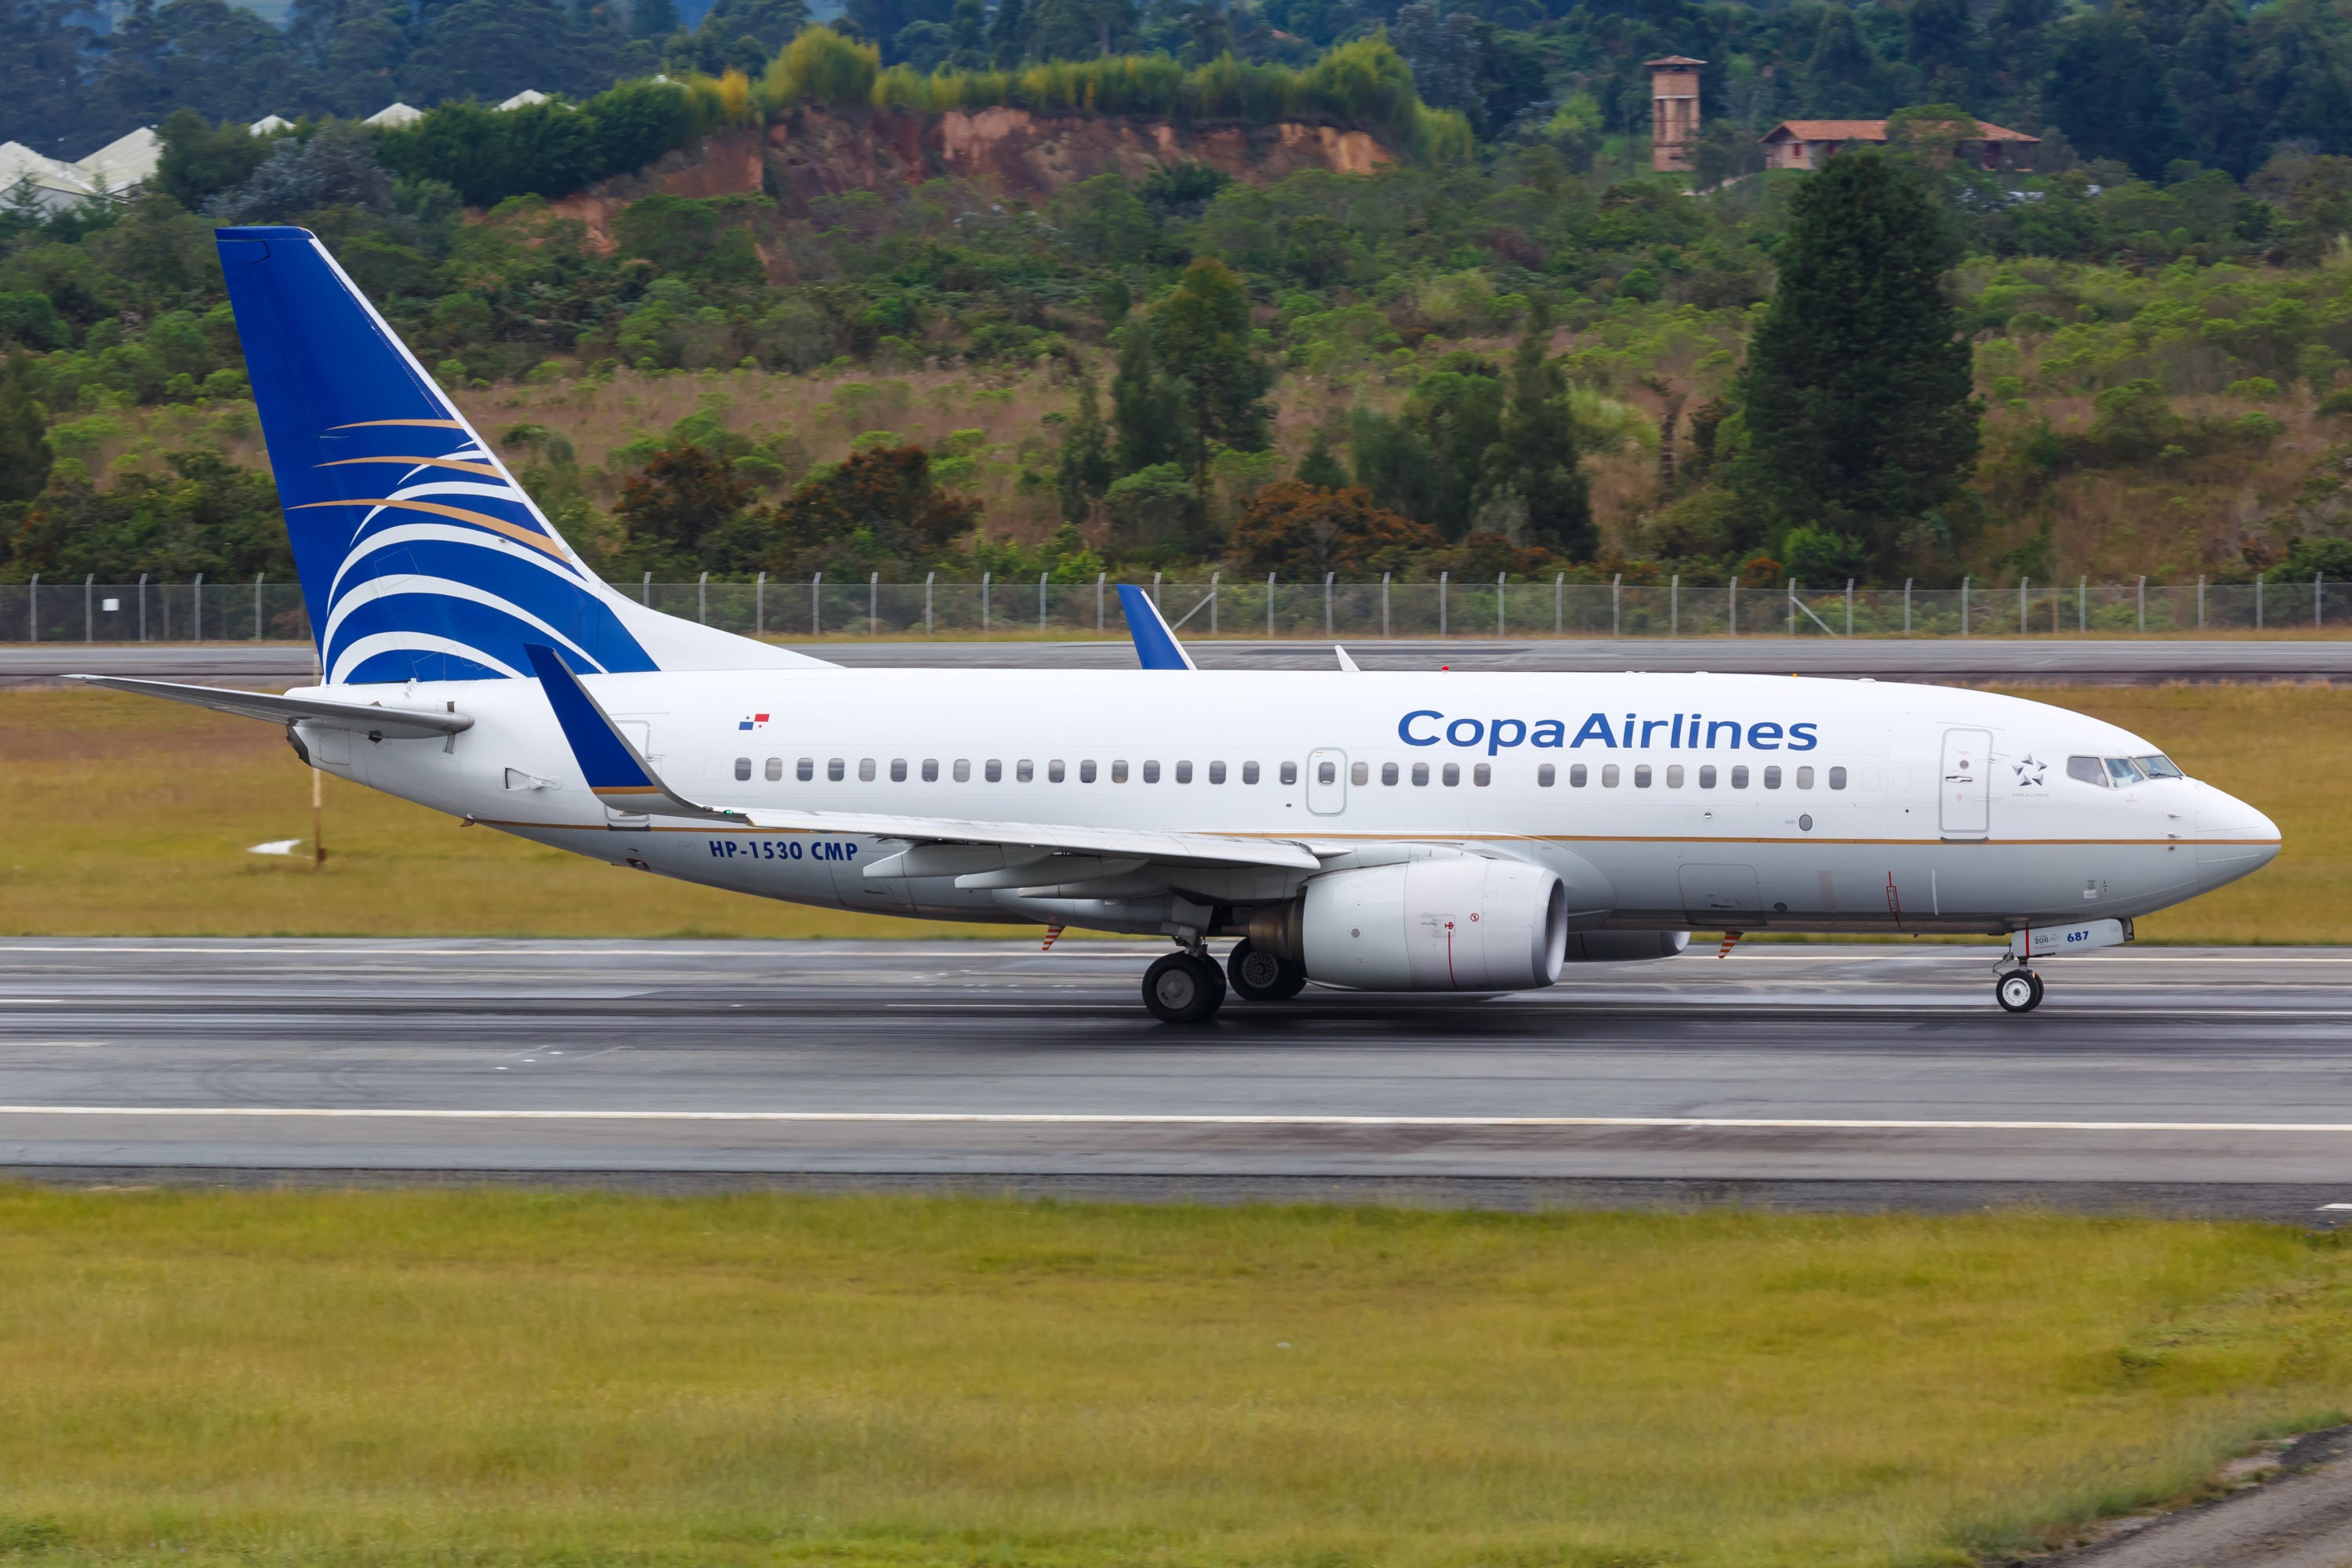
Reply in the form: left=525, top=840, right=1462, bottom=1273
left=1142, top=760, right=1160, bottom=783
left=1081, top=760, right=1098, bottom=783
left=1016, top=760, right=1033, bottom=782
left=797, top=758, right=814, bottom=782
left=1828, top=766, right=1846, bottom=790
left=1602, top=764, right=1621, bottom=787
left=1412, top=761, right=1430, bottom=786
left=1351, top=760, right=1368, bottom=786
left=1472, top=763, right=1490, bottom=786
left=1381, top=761, right=1399, bottom=785
left=1047, top=760, right=1065, bottom=782
left=765, top=757, right=782, bottom=782
left=1699, top=765, right=1717, bottom=789
left=1795, top=766, right=1813, bottom=789
left=735, top=757, right=751, bottom=781
left=921, top=758, right=938, bottom=782
left=1317, top=760, right=1336, bottom=785
left=1666, top=764, right=1684, bottom=788
left=2067, top=756, right=2106, bottom=786
left=1172, top=760, right=1189, bottom=783
left=1730, top=765, right=1749, bottom=788
left=1634, top=764, right=1653, bottom=788
left=1112, top=760, right=1129, bottom=783
left=1570, top=764, right=1588, bottom=787
left=828, top=757, right=845, bottom=782
left=858, top=758, right=876, bottom=782
left=2104, top=757, right=2144, bottom=786
left=1280, top=761, right=1298, bottom=786
left=1208, top=761, right=1225, bottom=784
left=1763, top=766, right=1782, bottom=789
left=1243, top=761, right=1261, bottom=785
left=890, top=759, right=908, bottom=782
left=953, top=759, right=970, bottom=782
left=985, top=759, right=1001, bottom=782
left=1537, top=764, right=1555, bottom=787
left=1442, top=763, right=1461, bottom=786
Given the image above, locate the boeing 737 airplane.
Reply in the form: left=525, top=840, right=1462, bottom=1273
left=77, top=227, right=2281, bottom=1021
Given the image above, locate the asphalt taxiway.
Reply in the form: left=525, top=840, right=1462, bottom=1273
left=2, top=940, right=2349, bottom=1215
left=8, top=637, right=2352, bottom=686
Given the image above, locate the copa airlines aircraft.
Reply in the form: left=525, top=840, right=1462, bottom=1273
left=80, top=227, right=2282, bottom=1021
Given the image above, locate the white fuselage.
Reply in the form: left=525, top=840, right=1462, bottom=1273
left=296, top=669, right=2280, bottom=937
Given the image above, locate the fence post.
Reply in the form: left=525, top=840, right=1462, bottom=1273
left=1786, top=577, right=1796, bottom=637
left=1846, top=578, right=1855, bottom=637
left=1729, top=577, right=1738, bottom=637
left=1904, top=579, right=1912, bottom=635
left=1961, top=577, right=1970, bottom=637
left=87, top=573, right=95, bottom=642
left=2318, top=572, right=2325, bottom=629
left=2019, top=576, right=2027, bottom=636
left=194, top=573, right=204, bottom=643
left=252, top=572, right=262, bottom=641
left=1671, top=574, right=1679, bottom=637
left=1439, top=572, right=1450, bottom=637
left=698, top=572, right=708, bottom=626
left=2256, top=573, right=2263, bottom=630
left=982, top=571, right=990, bottom=633
left=873, top=572, right=881, bottom=637
left=811, top=571, right=821, bottom=637
left=1383, top=572, right=1391, bottom=637
left=1152, top=571, right=1160, bottom=608
left=2196, top=575, right=2204, bottom=630
left=27, top=574, right=35, bottom=644
left=1496, top=572, right=1506, bottom=637
left=924, top=571, right=934, bottom=637
left=756, top=571, right=766, bottom=637
left=2137, top=575, right=2146, bottom=633
left=1036, top=572, right=1046, bottom=635
left=2082, top=576, right=2090, bottom=633
left=1096, top=572, right=1105, bottom=631
left=1555, top=571, right=1563, bottom=634
left=1210, top=572, right=1219, bottom=634
left=138, top=574, right=146, bottom=642
left=1325, top=571, right=1334, bottom=637
left=1267, top=573, right=1276, bottom=637
left=641, top=571, right=651, bottom=606
left=1610, top=572, right=1619, bottom=637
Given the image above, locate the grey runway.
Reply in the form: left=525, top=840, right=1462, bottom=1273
left=9, top=637, right=2352, bottom=686
left=2, top=940, right=2350, bottom=1214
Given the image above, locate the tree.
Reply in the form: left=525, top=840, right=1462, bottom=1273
left=1733, top=149, right=1980, bottom=579
left=0, top=354, right=52, bottom=504
left=1391, top=3, right=1476, bottom=115
left=1229, top=480, right=1437, bottom=574
left=157, top=107, right=271, bottom=212
left=2050, top=9, right=2190, bottom=179
left=1109, top=325, right=1185, bottom=474
left=1145, top=256, right=1271, bottom=475
left=612, top=441, right=757, bottom=574
left=1057, top=374, right=1113, bottom=522
left=987, top=0, right=1030, bottom=67
left=1475, top=303, right=1591, bottom=558
left=1295, top=429, right=1347, bottom=489
left=768, top=444, right=981, bottom=570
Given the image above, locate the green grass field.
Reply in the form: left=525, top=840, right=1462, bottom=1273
left=0, top=1189, right=2343, bottom=1568
left=0, top=682, right=2340, bottom=939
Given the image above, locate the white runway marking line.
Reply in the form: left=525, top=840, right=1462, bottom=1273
left=0, top=1107, right=2350, bottom=1134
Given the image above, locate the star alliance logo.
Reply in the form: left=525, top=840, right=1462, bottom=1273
left=2012, top=753, right=2048, bottom=787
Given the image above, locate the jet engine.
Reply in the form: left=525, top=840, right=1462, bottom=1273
left=1250, top=858, right=1570, bottom=992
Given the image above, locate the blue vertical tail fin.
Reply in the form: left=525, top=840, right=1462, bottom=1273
left=216, top=226, right=826, bottom=684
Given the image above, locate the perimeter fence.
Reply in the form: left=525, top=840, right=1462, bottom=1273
left=0, top=572, right=2342, bottom=644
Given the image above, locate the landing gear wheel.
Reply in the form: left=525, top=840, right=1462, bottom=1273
left=1227, top=938, right=1308, bottom=1002
left=1996, top=970, right=2043, bottom=1013
left=1145, top=952, right=1226, bottom=1023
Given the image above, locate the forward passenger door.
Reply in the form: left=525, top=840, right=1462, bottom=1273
left=1940, top=728, right=1992, bottom=839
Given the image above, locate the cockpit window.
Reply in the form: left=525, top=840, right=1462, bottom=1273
left=2103, top=757, right=2147, bottom=786
left=2134, top=754, right=2184, bottom=780
left=2074, top=753, right=2183, bottom=788
left=2067, top=756, right=2106, bottom=786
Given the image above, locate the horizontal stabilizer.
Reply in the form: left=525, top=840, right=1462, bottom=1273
left=68, top=674, right=473, bottom=739
left=523, top=643, right=744, bottom=822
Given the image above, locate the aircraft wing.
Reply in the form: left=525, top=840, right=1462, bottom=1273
left=520, top=642, right=1318, bottom=871
left=67, top=674, right=474, bottom=739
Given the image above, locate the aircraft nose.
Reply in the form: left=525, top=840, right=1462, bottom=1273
left=2194, top=781, right=2281, bottom=891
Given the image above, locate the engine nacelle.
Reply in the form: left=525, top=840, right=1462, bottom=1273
left=1563, top=931, right=1690, bottom=962
left=1279, top=858, right=1569, bottom=992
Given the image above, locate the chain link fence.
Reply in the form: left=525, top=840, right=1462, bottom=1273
left=1, top=572, right=2339, bottom=643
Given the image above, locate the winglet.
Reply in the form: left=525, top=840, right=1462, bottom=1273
left=1334, top=645, right=1360, bottom=672
left=1116, top=584, right=1197, bottom=670
left=523, top=643, right=744, bottom=822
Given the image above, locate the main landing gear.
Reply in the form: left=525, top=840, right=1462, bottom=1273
left=1142, top=939, right=1310, bottom=1022
left=1994, top=965, right=2046, bottom=1014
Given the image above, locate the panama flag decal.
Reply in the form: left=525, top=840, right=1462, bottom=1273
left=739, top=713, right=771, bottom=731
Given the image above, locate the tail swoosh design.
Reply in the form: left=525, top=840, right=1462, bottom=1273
left=216, top=226, right=828, bottom=684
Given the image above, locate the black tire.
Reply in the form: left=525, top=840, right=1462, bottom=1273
left=1996, top=971, right=2041, bottom=1013
left=1228, top=938, right=1308, bottom=1002
left=1145, top=952, right=1225, bottom=1023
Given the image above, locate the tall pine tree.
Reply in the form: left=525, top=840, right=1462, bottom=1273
left=1735, top=150, right=1979, bottom=581
left=0, top=356, right=52, bottom=505
left=1475, top=302, right=1592, bottom=558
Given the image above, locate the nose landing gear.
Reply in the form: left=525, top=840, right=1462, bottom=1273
left=1994, top=966, right=2045, bottom=1014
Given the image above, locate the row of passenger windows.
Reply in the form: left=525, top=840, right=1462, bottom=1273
left=735, top=754, right=1848, bottom=791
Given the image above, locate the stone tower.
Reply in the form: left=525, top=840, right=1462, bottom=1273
left=1648, top=56, right=1704, bottom=172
